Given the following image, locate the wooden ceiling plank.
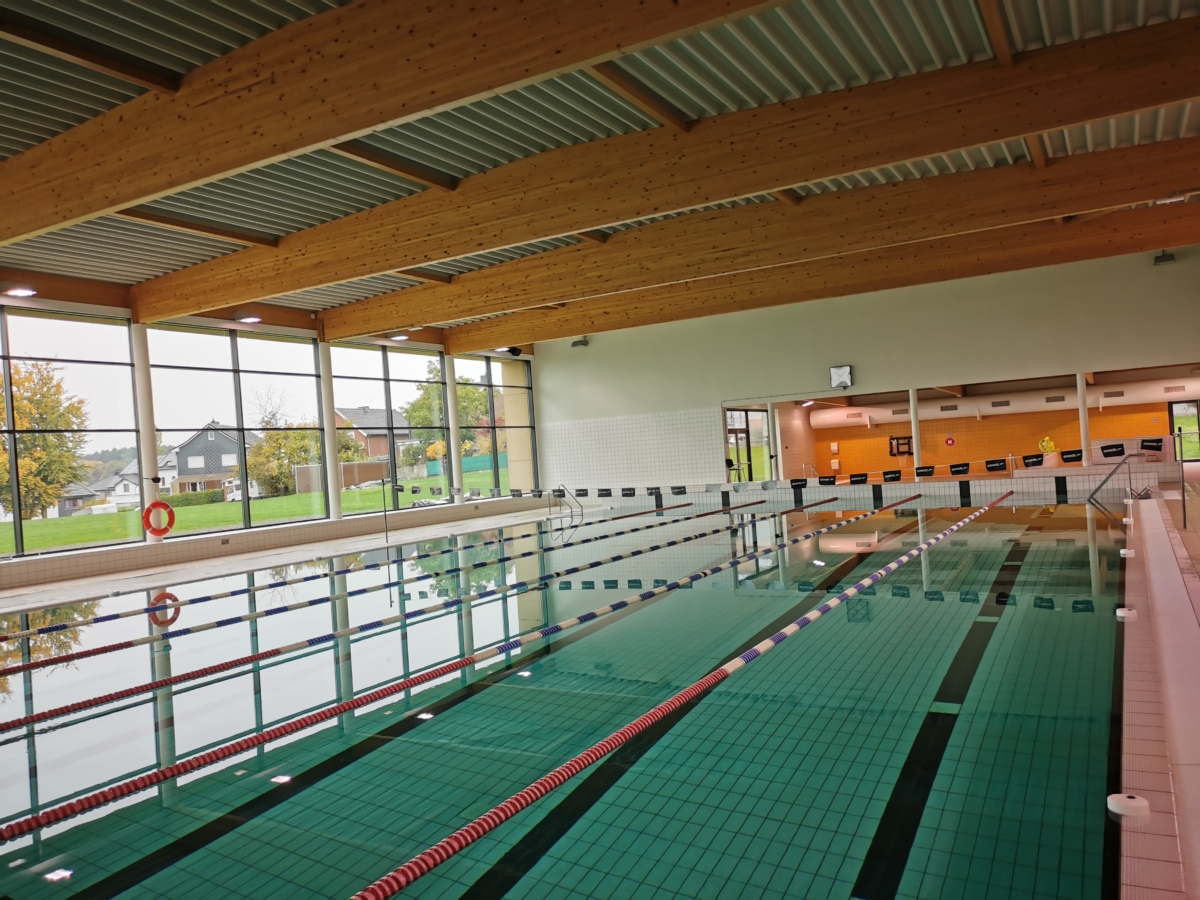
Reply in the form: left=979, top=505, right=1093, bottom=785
left=129, top=17, right=1200, bottom=322
left=112, top=209, right=278, bottom=247
left=327, top=143, right=458, bottom=192
left=0, top=0, right=784, bottom=245
left=1025, top=134, right=1048, bottom=169
left=977, top=0, right=1014, bottom=66
left=0, top=12, right=179, bottom=93
left=397, top=268, right=457, bottom=285
left=586, top=61, right=692, bottom=131
left=317, top=136, right=1200, bottom=339
left=0, top=266, right=130, bottom=308
left=441, top=203, right=1200, bottom=352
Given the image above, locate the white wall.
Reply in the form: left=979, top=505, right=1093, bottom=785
left=532, top=247, right=1200, bottom=486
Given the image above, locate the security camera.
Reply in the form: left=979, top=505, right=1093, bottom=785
left=507, top=346, right=522, bottom=357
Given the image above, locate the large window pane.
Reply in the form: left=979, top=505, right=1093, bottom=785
left=394, top=432, right=449, bottom=507
left=387, top=348, right=441, bottom=382
left=331, top=344, right=384, bottom=378
left=239, top=372, right=319, bottom=427
left=339, top=428, right=388, bottom=514
left=10, top=360, right=135, bottom=431
left=147, top=326, right=232, bottom=369
left=151, top=367, right=238, bottom=429
left=13, top=432, right=142, bottom=551
left=248, top=428, right=326, bottom=525
left=454, top=357, right=488, bottom=384
left=333, top=377, right=386, bottom=419
left=495, top=428, right=536, bottom=493
left=237, top=333, right=314, bottom=374
left=158, top=429, right=244, bottom=536
left=391, top=380, right=443, bottom=439
left=7, top=310, right=130, bottom=363
left=0, top=437, right=14, bottom=557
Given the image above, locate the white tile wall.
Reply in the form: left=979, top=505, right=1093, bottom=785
left=539, top=407, right=727, bottom=489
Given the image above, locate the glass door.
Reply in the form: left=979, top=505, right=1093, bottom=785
left=1169, top=401, right=1200, bottom=459
left=725, top=409, right=771, bottom=481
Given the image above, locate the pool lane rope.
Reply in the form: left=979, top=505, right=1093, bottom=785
left=0, top=500, right=823, bottom=728
left=348, top=492, right=1012, bottom=899
left=0, top=502, right=697, bottom=635
left=0, top=499, right=801, bottom=681
left=0, top=496, right=893, bottom=841
left=0, top=500, right=765, bottom=646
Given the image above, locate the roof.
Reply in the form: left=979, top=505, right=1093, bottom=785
left=61, top=481, right=99, bottom=499
left=335, top=406, right=409, bottom=433
left=119, top=451, right=177, bottom=476
left=88, top=473, right=135, bottom=492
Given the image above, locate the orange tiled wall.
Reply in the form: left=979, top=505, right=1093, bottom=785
left=806, top=403, right=1169, bottom=475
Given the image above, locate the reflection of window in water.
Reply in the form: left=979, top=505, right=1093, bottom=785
left=0, top=602, right=99, bottom=696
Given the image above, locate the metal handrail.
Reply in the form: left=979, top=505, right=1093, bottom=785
left=550, top=484, right=584, bottom=543
left=1087, top=453, right=1147, bottom=506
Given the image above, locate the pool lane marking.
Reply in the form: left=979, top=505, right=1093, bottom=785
left=0, top=497, right=893, bottom=841
left=346, top=495, right=1013, bottom=900
left=848, top=534, right=1030, bottom=900
left=0, top=499, right=826, bottom=720
left=0, top=502, right=696, bottom=627
left=0, top=500, right=769, bottom=645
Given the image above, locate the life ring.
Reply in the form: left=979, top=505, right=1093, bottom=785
left=142, top=500, right=175, bottom=537
left=148, top=591, right=180, bottom=628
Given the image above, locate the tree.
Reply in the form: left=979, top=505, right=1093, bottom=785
left=0, top=362, right=88, bottom=518
left=400, top=361, right=490, bottom=456
left=1, top=602, right=100, bottom=696
left=244, top=425, right=365, bottom=497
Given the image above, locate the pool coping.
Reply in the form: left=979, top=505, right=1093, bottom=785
left=1122, top=499, right=1200, bottom=898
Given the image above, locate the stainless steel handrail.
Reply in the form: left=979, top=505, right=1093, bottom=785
left=1087, top=453, right=1147, bottom=506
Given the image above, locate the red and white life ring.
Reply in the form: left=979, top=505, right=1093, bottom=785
left=142, top=500, right=175, bottom=537
left=148, top=591, right=180, bottom=628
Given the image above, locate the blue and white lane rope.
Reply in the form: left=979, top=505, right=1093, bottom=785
left=0, top=500, right=812, bottom=678
left=0, top=497, right=894, bottom=832
left=0, top=497, right=853, bottom=731
left=352, top=493, right=1021, bottom=899
left=0, top=500, right=767, bottom=644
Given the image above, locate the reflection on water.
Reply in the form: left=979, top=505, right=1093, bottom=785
left=0, top=603, right=99, bottom=697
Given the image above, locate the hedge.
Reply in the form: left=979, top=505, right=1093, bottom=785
left=167, top=489, right=225, bottom=507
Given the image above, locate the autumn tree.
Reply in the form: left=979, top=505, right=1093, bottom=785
left=0, top=362, right=88, bottom=518
left=400, top=361, right=490, bottom=459
left=0, top=602, right=99, bottom=696
left=245, top=427, right=365, bottom=497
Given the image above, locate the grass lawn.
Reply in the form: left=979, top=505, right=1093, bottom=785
left=0, top=468, right=520, bottom=556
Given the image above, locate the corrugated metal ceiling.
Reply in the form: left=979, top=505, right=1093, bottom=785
left=0, top=41, right=142, bottom=159
left=133, top=149, right=425, bottom=239
left=263, top=273, right=424, bottom=312
left=2, top=0, right=351, bottom=75
left=422, top=236, right=583, bottom=278
left=0, top=215, right=243, bottom=282
left=1001, top=0, right=1200, bottom=49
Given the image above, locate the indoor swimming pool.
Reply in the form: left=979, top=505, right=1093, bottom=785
left=0, top=497, right=1124, bottom=899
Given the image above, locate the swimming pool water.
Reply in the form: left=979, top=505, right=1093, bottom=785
left=0, top=500, right=1123, bottom=899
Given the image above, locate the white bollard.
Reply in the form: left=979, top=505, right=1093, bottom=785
left=1120, top=548, right=1135, bottom=558
left=1115, top=607, right=1137, bottom=622
left=1107, top=794, right=1150, bottom=819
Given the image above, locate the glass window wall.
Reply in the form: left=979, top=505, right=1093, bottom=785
left=455, top=356, right=537, bottom=495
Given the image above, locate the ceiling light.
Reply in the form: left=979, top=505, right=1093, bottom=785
left=518, top=671, right=532, bottom=677
left=45, top=869, right=73, bottom=882
left=1, top=283, right=36, bottom=298
left=233, top=309, right=262, bottom=323
left=802, top=400, right=815, bottom=407
left=812, top=560, right=826, bottom=567
left=269, top=775, right=291, bottom=784
left=495, top=347, right=510, bottom=352
left=417, top=712, right=435, bottom=720
left=390, top=334, right=409, bottom=341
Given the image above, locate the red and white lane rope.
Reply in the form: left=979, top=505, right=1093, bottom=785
left=0, top=497, right=885, bottom=842
left=0, top=501, right=774, bottom=677
left=349, top=494, right=1011, bottom=898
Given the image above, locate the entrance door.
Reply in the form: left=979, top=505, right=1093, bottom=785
left=1169, top=401, right=1200, bottom=459
left=725, top=409, right=770, bottom=482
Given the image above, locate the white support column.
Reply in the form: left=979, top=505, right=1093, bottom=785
left=766, top=402, right=783, bottom=482
left=443, top=355, right=465, bottom=503
left=909, top=388, right=923, bottom=480
left=130, top=324, right=163, bottom=543
left=318, top=342, right=342, bottom=520
left=1077, top=372, right=1092, bottom=466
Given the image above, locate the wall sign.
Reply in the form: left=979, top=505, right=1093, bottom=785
left=671, top=485, right=687, bottom=495
left=849, top=473, right=868, bottom=485
left=621, top=487, right=636, bottom=497
left=552, top=488, right=566, bottom=498
left=1100, top=443, right=1126, bottom=458
left=819, top=475, right=837, bottom=486
left=575, top=488, right=589, bottom=497
left=790, top=478, right=808, bottom=489
left=1060, top=449, right=1083, bottom=463
left=646, top=486, right=661, bottom=495
left=944, top=436, right=956, bottom=447
left=1022, top=454, right=1044, bottom=467
left=1141, top=438, right=1164, bottom=451
left=597, top=488, right=612, bottom=498
left=950, top=462, right=970, bottom=475
left=915, top=466, right=935, bottom=477
left=883, top=470, right=902, bottom=482
left=985, top=458, right=1007, bottom=472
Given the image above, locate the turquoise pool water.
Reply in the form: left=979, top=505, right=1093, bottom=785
left=0, top=500, right=1123, bottom=899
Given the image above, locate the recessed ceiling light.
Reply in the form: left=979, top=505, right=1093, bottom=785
left=270, top=775, right=292, bottom=784
left=494, top=347, right=510, bottom=352
left=233, top=309, right=262, bottom=323
left=518, top=671, right=532, bottom=677
left=3, top=286, right=35, bottom=298
left=802, top=400, right=815, bottom=407
left=45, top=869, right=73, bottom=882
left=390, top=334, right=409, bottom=341
left=417, top=712, right=435, bottom=720
left=7, top=858, right=25, bottom=868
left=812, top=560, right=826, bottom=567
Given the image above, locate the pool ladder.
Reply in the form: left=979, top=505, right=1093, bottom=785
left=549, top=485, right=584, bottom=543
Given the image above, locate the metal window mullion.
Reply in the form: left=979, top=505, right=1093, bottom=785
left=486, top=359, right=500, bottom=491
left=0, top=309, right=24, bottom=556
left=229, top=331, right=251, bottom=530
left=381, top=347, right=397, bottom=510
left=312, top=339, right=332, bottom=520
left=525, top=359, right=539, bottom=491
left=439, top=351, right=453, bottom=495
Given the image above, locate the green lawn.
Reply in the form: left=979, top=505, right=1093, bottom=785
left=1173, top=411, right=1200, bottom=459
left=0, top=468, right=521, bottom=556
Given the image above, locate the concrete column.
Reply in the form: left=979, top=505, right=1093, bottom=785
left=150, top=605, right=177, bottom=807
left=1077, top=372, right=1092, bottom=466
left=130, top=324, right=163, bottom=543
left=443, top=355, right=465, bottom=503
left=917, top=509, right=931, bottom=592
left=318, top=342, right=342, bottom=519
left=331, top=561, right=354, bottom=733
left=1086, top=505, right=1101, bottom=597
left=909, top=388, right=923, bottom=480
left=766, top=402, right=782, bottom=481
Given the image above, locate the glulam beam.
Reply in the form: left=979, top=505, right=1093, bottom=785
left=318, top=137, right=1200, bottom=339
left=441, top=203, right=1200, bottom=352
left=0, top=267, right=130, bottom=308
left=0, top=0, right=782, bottom=245
left=130, top=17, right=1200, bottom=322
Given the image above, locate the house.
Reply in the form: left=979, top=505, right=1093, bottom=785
left=172, top=422, right=260, bottom=493
left=57, top=482, right=99, bottom=517
left=88, top=472, right=142, bottom=508
left=335, top=407, right=411, bottom=457
left=116, top=450, right=179, bottom=495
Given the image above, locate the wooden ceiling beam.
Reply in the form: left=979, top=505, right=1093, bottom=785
left=111, top=209, right=278, bottom=247
left=0, top=11, right=179, bottom=93
left=441, top=203, right=1200, bottom=353
left=317, top=137, right=1200, bottom=339
left=326, top=143, right=458, bottom=192
left=397, top=268, right=457, bottom=285
left=586, top=61, right=692, bottom=132
left=0, top=267, right=130, bottom=308
left=0, top=0, right=783, bottom=246
left=130, top=17, right=1200, bottom=322
left=977, top=0, right=1014, bottom=67
left=204, top=302, right=316, bottom=331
